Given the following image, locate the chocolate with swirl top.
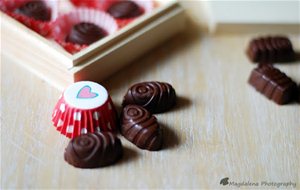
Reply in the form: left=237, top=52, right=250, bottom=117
left=66, top=22, right=107, bottom=45
left=121, top=105, right=163, bottom=151
left=107, top=1, right=143, bottom=19
left=122, top=81, right=176, bottom=113
left=14, top=1, right=51, bottom=21
left=64, top=132, right=122, bottom=168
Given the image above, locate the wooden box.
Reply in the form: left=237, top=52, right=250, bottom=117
left=1, top=0, right=185, bottom=90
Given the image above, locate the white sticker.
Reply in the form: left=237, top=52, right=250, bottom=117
left=64, top=81, right=108, bottom=110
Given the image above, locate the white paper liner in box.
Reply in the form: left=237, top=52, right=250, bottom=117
left=52, top=8, right=118, bottom=53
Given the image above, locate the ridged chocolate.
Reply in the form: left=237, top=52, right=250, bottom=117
left=66, top=22, right=107, bottom=45
left=248, top=64, right=297, bottom=105
left=14, top=1, right=50, bottom=21
left=247, top=36, right=295, bottom=63
left=121, top=105, right=163, bottom=151
left=64, top=132, right=122, bottom=168
left=122, top=81, right=176, bottom=113
left=107, top=1, right=143, bottom=19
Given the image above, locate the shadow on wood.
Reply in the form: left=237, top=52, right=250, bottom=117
left=114, top=103, right=123, bottom=118
left=295, top=52, right=300, bottom=62
left=171, top=96, right=192, bottom=112
left=115, top=146, right=140, bottom=166
left=161, top=123, right=180, bottom=150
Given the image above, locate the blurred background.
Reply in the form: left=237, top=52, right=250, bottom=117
left=180, top=0, right=299, bottom=34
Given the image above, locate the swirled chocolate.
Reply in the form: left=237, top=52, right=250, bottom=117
left=14, top=1, right=50, bottom=21
left=121, top=105, right=163, bottom=151
left=66, top=22, right=107, bottom=45
left=107, top=1, right=143, bottom=19
left=122, top=81, right=176, bottom=113
left=247, top=36, right=295, bottom=63
left=64, top=132, right=122, bottom=168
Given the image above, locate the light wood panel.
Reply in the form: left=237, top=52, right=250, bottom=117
left=1, top=3, right=300, bottom=189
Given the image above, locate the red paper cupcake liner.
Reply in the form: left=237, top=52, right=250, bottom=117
left=52, top=8, right=118, bottom=54
left=0, top=0, right=58, bottom=37
left=52, top=94, right=118, bottom=138
left=69, top=0, right=105, bottom=9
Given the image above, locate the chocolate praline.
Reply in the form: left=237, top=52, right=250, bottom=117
left=107, top=1, right=143, bottom=19
left=122, top=81, right=177, bottom=113
left=14, top=1, right=51, bottom=21
left=66, top=22, right=107, bottom=45
left=246, top=36, right=295, bottom=63
left=64, top=132, right=123, bottom=168
left=248, top=64, right=297, bottom=105
left=121, top=105, right=163, bottom=151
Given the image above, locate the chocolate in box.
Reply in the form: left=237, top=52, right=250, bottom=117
left=1, top=0, right=185, bottom=90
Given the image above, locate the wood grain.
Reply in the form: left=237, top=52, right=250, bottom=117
left=1, top=4, right=300, bottom=189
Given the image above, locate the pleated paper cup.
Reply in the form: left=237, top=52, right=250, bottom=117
left=52, top=8, right=118, bottom=54
left=52, top=81, right=118, bottom=138
left=0, top=0, right=58, bottom=37
left=57, top=0, right=75, bottom=15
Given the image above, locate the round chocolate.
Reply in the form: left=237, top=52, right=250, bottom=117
left=66, top=22, right=107, bottom=45
left=122, top=81, right=177, bottom=113
left=121, top=105, right=162, bottom=151
left=64, top=132, right=123, bottom=168
left=14, top=1, right=50, bottom=21
left=107, top=1, right=143, bottom=19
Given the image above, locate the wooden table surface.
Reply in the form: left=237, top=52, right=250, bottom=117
left=1, top=2, right=300, bottom=189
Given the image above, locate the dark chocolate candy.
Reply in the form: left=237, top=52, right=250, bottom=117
left=107, top=1, right=143, bottom=19
left=122, top=81, right=176, bottom=113
left=247, top=36, right=295, bottom=63
left=66, top=22, right=107, bottom=45
left=14, top=1, right=50, bottom=21
left=121, top=105, right=163, bottom=151
left=64, top=132, right=122, bottom=168
left=248, top=64, right=297, bottom=105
